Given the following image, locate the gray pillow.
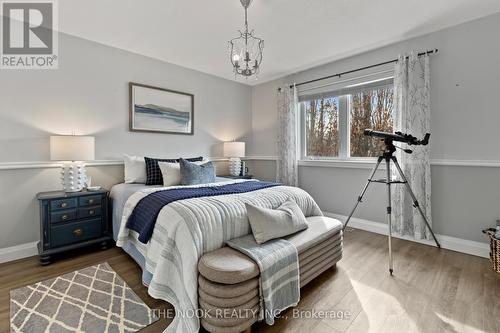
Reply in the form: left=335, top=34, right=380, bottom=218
left=245, top=199, right=309, bottom=244
left=179, top=158, right=216, bottom=185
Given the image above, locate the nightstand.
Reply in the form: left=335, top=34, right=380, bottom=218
left=36, top=189, right=112, bottom=265
left=223, top=175, right=254, bottom=179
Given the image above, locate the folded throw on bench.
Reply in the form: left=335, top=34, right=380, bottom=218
left=226, top=234, right=299, bottom=325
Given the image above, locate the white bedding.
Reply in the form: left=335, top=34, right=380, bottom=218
left=115, top=179, right=323, bottom=333
left=110, top=183, right=159, bottom=240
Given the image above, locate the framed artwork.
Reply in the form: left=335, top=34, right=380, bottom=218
left=129, top=82, right=194, bottom=135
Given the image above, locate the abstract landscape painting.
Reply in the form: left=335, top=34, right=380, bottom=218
left=130, top=83, right=194, bottom=134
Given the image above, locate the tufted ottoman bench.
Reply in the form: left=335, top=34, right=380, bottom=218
left=197, top=216, right=343, bottom=333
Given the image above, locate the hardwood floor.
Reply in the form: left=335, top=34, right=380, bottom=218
left=1, top=229, right=499, bottom=333
left=254, top=229, right=500, bottom=333
left=0, top=246, right=173, bottom=333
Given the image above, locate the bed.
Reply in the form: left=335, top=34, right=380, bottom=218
left=109, top=178, right=232, bottom=284
left=110, top=178, right=323, bottom=333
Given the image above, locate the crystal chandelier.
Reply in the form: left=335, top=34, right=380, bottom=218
left=229, top=0, right=264, bottom=78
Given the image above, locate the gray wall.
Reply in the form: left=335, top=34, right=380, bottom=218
left=0, top=33, right=252, bottom=161
left=0, top=32, right=252, bottom=249
left=249, top=13, right=500, bottom=243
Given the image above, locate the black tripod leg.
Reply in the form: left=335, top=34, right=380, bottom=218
left=385, top=157, right=394, bottom=275
left=391, top=156, right=441, bottom=248
left=343, top=156, right=383, bottom=231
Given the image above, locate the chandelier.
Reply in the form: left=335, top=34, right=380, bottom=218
left=228, top=0, right=264, bottom=78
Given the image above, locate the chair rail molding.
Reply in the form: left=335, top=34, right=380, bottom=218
left=0, top=160, right=124, bottom=170
left=1, top=157, right=499, bottom=171
left=299, top=158, right=500, bottom=169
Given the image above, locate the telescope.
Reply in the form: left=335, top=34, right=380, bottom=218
left=364, top=129, right=430, bottom=146
left=345, top=128, right=439, bottom=276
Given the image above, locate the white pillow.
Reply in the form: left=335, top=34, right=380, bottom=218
left=158, top=160, right=207, bottom=187
left=123, top=154, right=146, bottom=184
left=245, top=199, right=309, bottom=244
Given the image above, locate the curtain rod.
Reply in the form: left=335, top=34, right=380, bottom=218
left=280, top=49, right=438, bottom=91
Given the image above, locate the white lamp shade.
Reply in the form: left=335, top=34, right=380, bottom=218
left=223, top=141, right=245, bottom=158
left=50, top=136, right=95, bottom=161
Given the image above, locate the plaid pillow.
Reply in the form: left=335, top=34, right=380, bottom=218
left=145, top=156, right=203, bottom=185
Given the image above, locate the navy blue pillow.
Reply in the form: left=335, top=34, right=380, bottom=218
left=145, top=156, right=203, bottom=185
left=179, top=159, right=216, bottom=185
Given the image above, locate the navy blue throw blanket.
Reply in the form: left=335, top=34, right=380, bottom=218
left=127, top=181, right=280, bottom=243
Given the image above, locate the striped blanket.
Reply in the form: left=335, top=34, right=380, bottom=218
left=126, top=181, right=280, bottom=243
left=116, top=179, right=322, bottom=333
left=227, top=235, right=300, bottom=325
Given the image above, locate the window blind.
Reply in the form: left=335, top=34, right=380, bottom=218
left=298, top=75, right=394, bottom=102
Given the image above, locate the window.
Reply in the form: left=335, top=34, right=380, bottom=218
left=300, top=78, right=394, bottom=159
left=304, top=97, right=340, bottom=157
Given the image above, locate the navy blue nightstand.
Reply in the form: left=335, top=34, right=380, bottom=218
left=36, top=189, right=112, bottom=265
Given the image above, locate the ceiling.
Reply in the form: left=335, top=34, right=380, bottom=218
left=59, top=0, right=500, bottom=85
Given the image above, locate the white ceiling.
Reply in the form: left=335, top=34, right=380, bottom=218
left=59, top=0, right=500, bottom=85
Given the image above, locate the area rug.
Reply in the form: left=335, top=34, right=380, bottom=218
left=10, top=262, right=158, bottom=333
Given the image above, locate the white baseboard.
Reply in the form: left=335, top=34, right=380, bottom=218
left=0, top=241, right=38, bottom=264
left=324, top=212, right=490, bottom=258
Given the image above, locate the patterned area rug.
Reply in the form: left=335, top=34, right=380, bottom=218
left=10, top=262, right=158, bottom=333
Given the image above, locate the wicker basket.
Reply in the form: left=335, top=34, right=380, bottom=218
left=483, top=228, right=500, bottom=273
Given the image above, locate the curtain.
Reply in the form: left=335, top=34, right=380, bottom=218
left=276, top=85, right=299, bottom=186
left=392, top=53, right=432, bottom=239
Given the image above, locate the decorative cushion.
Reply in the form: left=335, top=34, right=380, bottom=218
left=123, top=154, right=146, bottom=184
left=198, top=247, right=260, bottom=284
left=144, top=156, right=203, bottom=185
left=158, top=160, right=206, bottom=187
left=179, top=159, right=216, bottom=185
left=246, top=199, right=309, bottom=244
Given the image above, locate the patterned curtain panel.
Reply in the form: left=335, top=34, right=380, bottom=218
left=392, top=53, right=432, bottom=239
left=276, top=85, right=299, bottom=186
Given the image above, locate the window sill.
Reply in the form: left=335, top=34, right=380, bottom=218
left=298, top=159, right=386, bottom=169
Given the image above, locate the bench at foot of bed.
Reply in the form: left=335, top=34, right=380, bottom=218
left=197, top=216, right=343, bottom=333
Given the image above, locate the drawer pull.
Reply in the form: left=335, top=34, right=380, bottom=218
left=89, top=210, right=95, bottom=215
left=61, top=202, right=67, bottom=208
left=73, top=228, right=83, bottom=237
left=61, top=214, right=69, bottom=220
left=88, top=199, right=94, bottom=204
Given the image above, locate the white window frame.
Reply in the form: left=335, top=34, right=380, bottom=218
left=299, top=75, right=394, bottom=162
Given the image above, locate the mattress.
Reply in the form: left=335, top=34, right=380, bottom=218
left=110, top=183, right=159, bottom=241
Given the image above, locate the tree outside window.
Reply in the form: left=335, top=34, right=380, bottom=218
left=302, top=82, right=394, bottom=159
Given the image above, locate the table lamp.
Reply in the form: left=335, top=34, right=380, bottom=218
left=50, top=136, right=95, bottom=192
left=223, top=141, right=245, bottom=176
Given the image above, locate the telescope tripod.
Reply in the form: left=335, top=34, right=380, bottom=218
left=343, top=143, right=440, bottom=275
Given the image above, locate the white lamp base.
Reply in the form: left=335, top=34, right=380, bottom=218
left=228, top=158, right=242, bottom=177
left=60, top=162, right=87, bottom=192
